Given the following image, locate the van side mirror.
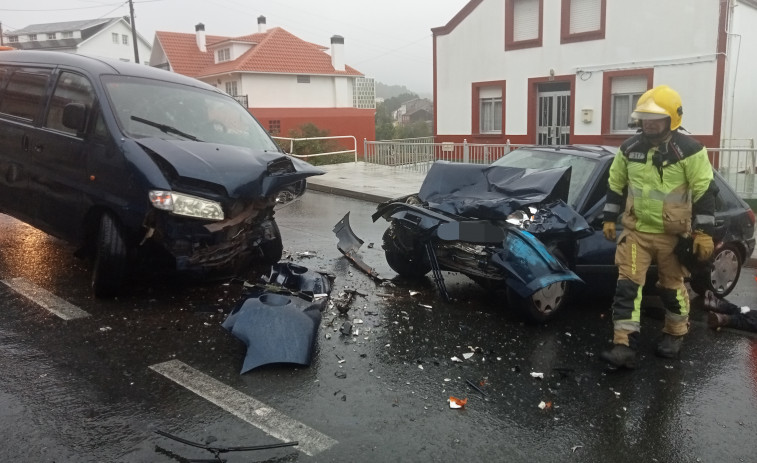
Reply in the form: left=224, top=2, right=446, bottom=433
left=62, top=103, right=88, bottom=133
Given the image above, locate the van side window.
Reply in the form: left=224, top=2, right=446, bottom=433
left=46, top=71, right=95, bottom=136
left=0, top=67, right=52, bottom=121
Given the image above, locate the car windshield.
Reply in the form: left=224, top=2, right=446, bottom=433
left=103, top=75, right=280, bottom=151
left=491, top=148, right=600, bottom=207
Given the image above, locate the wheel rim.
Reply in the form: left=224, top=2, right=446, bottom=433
left=709, top=248, right=740, bottom=294
left=531, top=281, right=566, bottom=315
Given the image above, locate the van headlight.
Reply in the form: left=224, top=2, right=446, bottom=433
left=149, top=190, right=224, bottom=220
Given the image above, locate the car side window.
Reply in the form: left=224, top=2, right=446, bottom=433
left=45, top=71, right=96, bottom=136
left=0, top=66, right=52, bottom=121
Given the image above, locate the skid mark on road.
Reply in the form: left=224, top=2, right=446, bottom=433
left=149, top=359, right=338, bottom=457
left=1, top=277, right=90, bottom=320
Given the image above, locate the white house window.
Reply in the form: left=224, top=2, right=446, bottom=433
left=506, top=0, right=542, bottom=50
left=47, top=33, right=57, bottom=40
left=480, top=98, right=502, bottom=133
left=112, top=33, right=119, bottom=44
left=611, top=76, right=647, bottom=132
left=479, top=85, right=503, bottom=134
left=122, top=34, right=129, bottom=45
left=561, top=0, right=605, bottom=43
left=62, top=31, right=74, bottom=39
left=28, top=34, right=37, bottom=41
left=8, top=36, right=18, bottom=43
left=513, top=0, right=539, bottom=41
left=217, top=48, right=231, bottom=62
left=225, top=81, right=238, bottom=95
left=297, top=75, right=310, bottom=84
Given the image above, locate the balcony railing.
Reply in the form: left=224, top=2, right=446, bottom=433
left=231, top=94, right=248, bottom=107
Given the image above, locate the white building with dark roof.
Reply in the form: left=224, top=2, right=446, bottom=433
left=3, top=17, right=152, bottom=64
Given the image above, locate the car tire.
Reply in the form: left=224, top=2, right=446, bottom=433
left=382, top=224, right=431, bottom=278
left=91, top=213, right=127, bottom=298
left=506, top=248, right=570, bottom=323
left=259, top=219, right=283, bottom=265
left=690, top=242, right=742, bottom=297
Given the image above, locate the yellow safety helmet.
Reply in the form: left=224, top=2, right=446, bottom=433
left=631, top=85, right=683, bottom=131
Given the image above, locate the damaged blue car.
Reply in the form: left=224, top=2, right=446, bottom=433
left=371, top=145, right=755, bottom=323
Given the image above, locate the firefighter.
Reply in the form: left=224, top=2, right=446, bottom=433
left=600, top=85, right=717, bottom=368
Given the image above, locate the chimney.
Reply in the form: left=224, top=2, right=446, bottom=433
left=331, top=35, right=344, bottom=72
left=257, top=16, right=266, bottom=33
left=195, top=23, right=206, bottom=52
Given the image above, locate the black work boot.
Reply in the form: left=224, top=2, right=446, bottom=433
left=600, top=344, right=638, bottom=369
left=656, top=334, right=683, bottom=359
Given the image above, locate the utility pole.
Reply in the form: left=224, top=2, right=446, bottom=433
left=128, top=0, right=140, bottom=63
left=0, top=23, right=4, bottom=46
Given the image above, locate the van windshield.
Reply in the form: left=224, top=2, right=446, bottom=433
left=102, top=75, right=280, bottom=151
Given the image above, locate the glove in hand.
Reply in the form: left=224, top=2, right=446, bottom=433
left=692, top=232, right=714, bottom=261
left=602, top=221, right=616, bottom=241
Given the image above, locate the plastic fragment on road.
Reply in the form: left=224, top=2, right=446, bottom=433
left=451, top=356, right=463, bottom=363
left=222, top=262, right=334, bottom=373
left=538, top=401, right=552, bottom=410
left=462, top=352, right=474, bottom=360
left=449, top=397, right=468, bottom=409
left=409, top=290, right=420, bottom=296
left=530, top=372, right=544, bottom=379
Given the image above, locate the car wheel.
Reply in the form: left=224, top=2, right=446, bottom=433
left=506, top=248, right=570, bottom=323
left=382, top=224, right=431, bottom=278
left=690, top=242, right=742, bottom=297
left=91, top=213, right=127, bottom=298
left=259, top=219, right=283, bottom=265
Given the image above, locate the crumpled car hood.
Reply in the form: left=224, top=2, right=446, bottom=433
left=136, top=138, right=324, bottom=198
left=418, top=161, right=571, bottom=220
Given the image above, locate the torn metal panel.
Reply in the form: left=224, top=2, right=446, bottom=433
left=333, top=212, right=385, bottom=282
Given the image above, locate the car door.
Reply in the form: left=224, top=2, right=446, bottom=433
left=0, top=65, right=53, bottom=224
left=29, top=69, right=99, bottom=241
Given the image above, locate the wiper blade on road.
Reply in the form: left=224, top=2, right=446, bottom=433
left=130, top=115, right=202, bottom=141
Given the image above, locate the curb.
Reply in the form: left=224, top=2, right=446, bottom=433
left=307, top=183, right=390, bottom=204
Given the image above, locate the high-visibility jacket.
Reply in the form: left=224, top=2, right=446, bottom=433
left=603, top=131, right=717, bottom=236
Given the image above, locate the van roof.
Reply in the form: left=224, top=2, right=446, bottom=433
left=0, top=50, right=220, bottom=93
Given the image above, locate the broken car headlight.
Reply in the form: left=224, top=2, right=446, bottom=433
left=506, top=207, right=538, bottom=228
left=149, top=190, right=224, bottom=220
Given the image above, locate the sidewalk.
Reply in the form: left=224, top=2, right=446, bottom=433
left=306, top=162, right=757, bottom=268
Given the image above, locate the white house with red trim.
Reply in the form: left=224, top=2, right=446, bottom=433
left=432, top=0, right=757, bottom=150
left=149, top=16, right=375, bottom=150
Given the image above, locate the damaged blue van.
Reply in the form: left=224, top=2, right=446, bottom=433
left=0, top=50, right=322, bottom=297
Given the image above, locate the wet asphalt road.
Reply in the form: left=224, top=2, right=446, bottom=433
left=1, top=191, right=756, bottom=462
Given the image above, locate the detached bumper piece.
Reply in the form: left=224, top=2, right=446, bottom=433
left=333, top=212, right=385, bottom=282
left=223, top=262, right=334, bottom=373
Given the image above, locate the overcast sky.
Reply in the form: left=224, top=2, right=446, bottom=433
left=1, top=0, right=468, bottom=94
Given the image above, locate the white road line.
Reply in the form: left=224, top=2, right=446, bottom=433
left=149, top=359, right=338, bottom=457
left=1, top=277, right=90, bottom=320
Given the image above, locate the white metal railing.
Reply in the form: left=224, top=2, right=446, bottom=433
left=363, top=139, right=757, bottom=198
left=272, top=135, right=357, bottom=163
left=709, top=147, right=757, bottom=199
left=364, top=138, right=525, bottom=173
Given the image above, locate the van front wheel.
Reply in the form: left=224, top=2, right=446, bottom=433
left=92, top=213, right=128, bottom=298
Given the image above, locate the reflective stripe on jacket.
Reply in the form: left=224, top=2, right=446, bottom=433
left=603, top=132, right=714, bottom=235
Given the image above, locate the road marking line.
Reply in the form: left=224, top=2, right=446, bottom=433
left=149, top=359, right=338, bottom=457
left=1, top=277, right=90, bottom=320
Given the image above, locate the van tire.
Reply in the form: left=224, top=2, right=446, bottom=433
left=92, top=213, right=127, bottom=298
